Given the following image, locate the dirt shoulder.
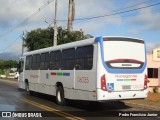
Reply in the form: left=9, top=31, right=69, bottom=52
left=123, top=93, right=160, bottom=110
left=0, top=78, right=18, bottom=82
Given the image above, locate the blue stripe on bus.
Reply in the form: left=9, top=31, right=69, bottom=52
left=95, top=37, right=147, bottom=74
left=63, top=73, right=70, bottom=76
left=117, top=79, right=123, bottom=81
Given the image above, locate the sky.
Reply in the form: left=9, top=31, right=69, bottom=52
left=0, top=0, right=160, bottom=60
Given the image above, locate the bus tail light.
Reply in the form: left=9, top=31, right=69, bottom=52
left=144, top=74, right=148, bottom=90
left=101, top=74, right=107, bottom=91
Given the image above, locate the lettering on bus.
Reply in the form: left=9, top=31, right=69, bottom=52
left=115, top=75, right=137, bottom=78
left=77, top=76, right=89, bottom=83
left=30, top=75, right=39, bottom=79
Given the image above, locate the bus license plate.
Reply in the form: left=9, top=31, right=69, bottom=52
left=122, top=85, right=131, bottom=90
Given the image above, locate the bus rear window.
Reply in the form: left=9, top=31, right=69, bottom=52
left=103, top=38, right=145, bottom=69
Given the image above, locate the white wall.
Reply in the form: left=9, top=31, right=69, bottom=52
left=147, top=54, right=160, bottom=68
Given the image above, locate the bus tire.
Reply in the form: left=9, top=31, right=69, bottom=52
left=56, top=86, right=66, bottom=105
left=25, top=82, right=33, bottom=96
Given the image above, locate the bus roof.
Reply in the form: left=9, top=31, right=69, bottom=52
left=23, top=37, right=95, bottom=56
left=23, top=36, right=144, bottom=56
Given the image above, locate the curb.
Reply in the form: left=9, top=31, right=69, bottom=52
left=0, top=79, right=18, bottom=84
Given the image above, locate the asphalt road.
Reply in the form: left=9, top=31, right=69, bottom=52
left=0, top=79, right=159, bottom=120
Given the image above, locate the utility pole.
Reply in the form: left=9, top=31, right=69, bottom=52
left=67, top=0, right=75, bottom=31
left=54, top=0, right=58, bottom=46
left=22, top=31, right=24, bottom=56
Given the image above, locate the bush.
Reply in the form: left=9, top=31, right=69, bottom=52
left=0, top=69, right=5, bottom=75
left=153, top=87, right=159, bottom=93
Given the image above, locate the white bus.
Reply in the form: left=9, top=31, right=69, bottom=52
left=18, top=36, right=148, bottom=105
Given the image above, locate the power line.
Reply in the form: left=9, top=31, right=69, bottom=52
left=79, top=2, right=160, bottom=21
left=0, top=0, right=54, bottom=38
left=108, top=0, right=157, bottom=13
left=1, top=1, right=160, bottom=54
left=2, top=36, right=21, bottom=53
left=0, top=0, right=55, bottom=57
left=11, top=48, right=22, bottom=54
left=44, top=0, right=159, bottom=26
left=57, top=2, right=160, bottom=22
left=74, top=3, right=160, bottom=25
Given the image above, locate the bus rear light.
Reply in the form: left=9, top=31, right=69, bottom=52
left=101, top=74, right=107, bottom=91
left=144, top=74, right=148, bottom=90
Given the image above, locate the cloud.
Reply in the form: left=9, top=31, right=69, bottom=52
left=75, top=0, right=113, bottom=18
left=146, top=42, right=160, bottom=53
left=128, top=28, right=139, bottom=34
left=146, top=42, right=155, bottom=53
left=1, top=0, right=159, bottom=60
left=0, top=52, right=20, bottom=60
left=1, top=39, right=22, bottom=53
left=0, top=0, right=122, bottom=34
left=155, top=43, right=160, bottom=48
left=0, top=0, right=37, bottom=28
left=9, top=42, right=22, bottom=53
left=0, top=0, right=60, bottom=31
left=0, top=40, right=21, bottom=60
left=129, top=4, right=160, bottom=31
left=73, top=0, right=122, bottom=34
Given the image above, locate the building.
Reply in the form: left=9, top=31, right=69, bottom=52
left=147, top=48, right=160, bottom=93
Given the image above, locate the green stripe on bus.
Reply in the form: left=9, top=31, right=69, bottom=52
left=124, top=79, right=130, bottom=81
left=57, top=72, right=63, bottom=76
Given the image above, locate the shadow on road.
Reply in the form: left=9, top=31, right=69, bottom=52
left=17, top=90, right=135, bottom=117
left=22, top=91, right=131, bottom=112
left=67, top=100, right=131, bottom=112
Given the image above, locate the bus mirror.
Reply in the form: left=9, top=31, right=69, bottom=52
left=18, top=61, right=24, bottom=73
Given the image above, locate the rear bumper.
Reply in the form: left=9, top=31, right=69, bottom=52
left=97, top=89, right=148, bottom=101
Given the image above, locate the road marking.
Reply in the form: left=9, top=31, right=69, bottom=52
left=21, top=99, right=84, bottom=120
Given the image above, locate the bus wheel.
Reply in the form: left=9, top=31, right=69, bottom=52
left=25, top=82, right=33, bottom=95
left=56, top=86, right=66, bottom=105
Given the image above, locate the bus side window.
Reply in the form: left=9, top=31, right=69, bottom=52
left=50, top=51, right=61, bottom=70
left=40, top=52, right=50, bottom=70
left=61, top=48, right=75, bottom=70
left=32, top=54, right=40, bottom=70
left=76, top=45, right=93, bottom=70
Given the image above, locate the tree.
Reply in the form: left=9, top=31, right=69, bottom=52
left=24, top=27, right=93, bottom=51
left=0, top=60, right=17, bottom=69
left=24, top=28, right=54, bottom=51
